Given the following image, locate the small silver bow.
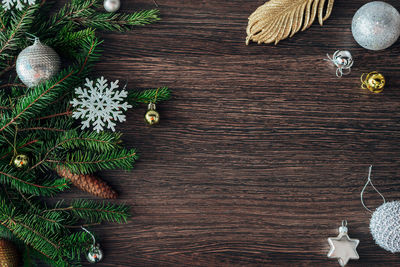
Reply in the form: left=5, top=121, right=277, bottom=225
left=325, top=50, right=354, bottom=78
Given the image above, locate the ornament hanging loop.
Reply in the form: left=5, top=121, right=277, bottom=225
left=339, top=220, right=348, bottom=234
left=360, top=165, right=386, bottom=213
left=25, top=32, right=39, bottom=43
left=81, top=226, right=96, bottom=246
left=325, top=50, right=354, bottom=78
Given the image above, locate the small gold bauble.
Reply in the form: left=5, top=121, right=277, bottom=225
left=145, top=110, right=160, bottom=125
left=361, top=71, right=385, bottom=93
left=145, top=103, right=160, bottom=125
left=0, top=239, right=19, bottom=267
left=13, top=154, right=30, bottom=169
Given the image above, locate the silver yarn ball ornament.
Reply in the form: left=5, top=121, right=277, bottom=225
left=16, top=38, right=60, bottom=87
left=103, top=0, right=120, bottom=12
left=352, top=1, right=400, bottom=51
left=370, top=201, right=400, bottom=253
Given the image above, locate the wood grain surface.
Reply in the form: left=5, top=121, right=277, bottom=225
left=58, top=0, right=400, bottom=266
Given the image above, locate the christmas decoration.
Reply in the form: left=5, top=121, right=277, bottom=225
left=70, top=77, right=132, bottom=133
left=81, top=227, right=104, bottom=263
left=361, top=71, right=385, bottom=93
left=360, top=166, right=400, bottom=253
left=145, top=103, right=160, bottom=125
left=56, top=166, right=118, bottom=199
left=12, top=153, right=30, bottom=169
left=246, top=0, right=334, bottom=45
left=87, top=244, right=103, bottom=263
left=0, top=239, right=19, bottom=267
left=352, top=1, right=400, bottom=51
left=104, top=0, right=120, bottom=12
left=16, top=37, right=61, bottom=87
left=327, top=220, right=359, bottom=267
left=0, top=0, right=170, bottom=266
left=370, top=201, right=400, bottom=253
left=2, top=0, right=35, bottom=11
left=325, top=50, right=353, bottom=78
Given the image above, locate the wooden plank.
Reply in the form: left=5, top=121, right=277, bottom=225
left=56, top=0, right=400, bottom=266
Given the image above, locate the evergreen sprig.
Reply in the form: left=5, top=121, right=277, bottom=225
left=0, top=0, right=170, bottom=266
left=129, top=86, right=171, bottom=105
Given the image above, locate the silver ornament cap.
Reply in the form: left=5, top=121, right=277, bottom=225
left=370, top=201, right=400, bottom=253
left=86, top=244, right=104, bottom=263
left=352, top=1, right=400, bottom=50
left=104, top=0, right=120, bottom=12
left=16, top=38, right=60, bottom=87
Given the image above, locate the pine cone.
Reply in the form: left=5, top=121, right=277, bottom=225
left=0, top=239, right=19, bottom=267
left=56, top=166, right=118, bottom=199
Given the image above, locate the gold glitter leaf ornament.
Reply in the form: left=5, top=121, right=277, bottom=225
left=246, top=0, right=334, bottom=45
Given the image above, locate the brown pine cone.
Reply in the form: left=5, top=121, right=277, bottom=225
left=0, top=239, right=19, bottom=267
left=56, top=166, right=118, bottom=199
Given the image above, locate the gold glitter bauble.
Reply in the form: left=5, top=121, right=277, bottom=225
left=145, top=103, right=160, bottom=125
left=0, top=239, right=19, bottom=267
left=13, top=154, right=29, bottom=169
left=361, top=71, right=385, bottom=93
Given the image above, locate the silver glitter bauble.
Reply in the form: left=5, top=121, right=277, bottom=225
left=86, top=244, right=103, bottom=263
left=103, top=0, right=120, bottom=12
left=352, top=1, right=400, bottom=51
left=16, top=38, right=60, bottom=87
left=370, top=201, right=400, bottom=253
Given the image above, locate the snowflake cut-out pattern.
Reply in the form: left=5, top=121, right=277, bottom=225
left=70, top=77, right=132, bottom=133
left=2, top=0, right=35, bottom=11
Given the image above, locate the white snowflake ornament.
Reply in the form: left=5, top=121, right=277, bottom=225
left=2, top=0, right=35, bottom=11
left=70, top=77, right=132, bottom=133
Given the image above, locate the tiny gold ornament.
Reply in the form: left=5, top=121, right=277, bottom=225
left=0, top=239, right=19, bottom=267
left=12, top=154, right=30, bottom=169
left=361, top=71, right=385, bottom=93
left=246, top=0, right=335, bottom=45
left=145, top=103, right=160, bottom=125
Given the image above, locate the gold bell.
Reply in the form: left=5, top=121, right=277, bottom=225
left=145, top=103, right=160, bottom=125
left=361, top=71, right=385, bottom=93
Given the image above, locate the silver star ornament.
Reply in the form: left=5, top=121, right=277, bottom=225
left=327, top=221, right=359, bottom=267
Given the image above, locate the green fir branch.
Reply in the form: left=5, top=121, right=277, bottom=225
left=128, top=86, right=171, bottom=105
left=46, top=148, right=137, bottom=174
left=0, top=4, right=39, bottom=64
left=75, top=9, right=161, bottom=31
left=0, top=0, right=169, bottom=265
left=0, top=165, right=68, bottom=196
left=44, top=199, right=129, bottom=224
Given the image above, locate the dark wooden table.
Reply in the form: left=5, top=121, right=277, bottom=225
left=62, top=0, right=400, bottom=266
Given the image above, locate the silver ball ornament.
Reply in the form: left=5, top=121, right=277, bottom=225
left=370, top=201, right=400, bottom=253
left=86, top=244, right=103, bottom=263
left=352, top=1, right=400, bottom=50
left=16, top=38, right=60, bottom=87
left=103, top=0, right=120, bottom=12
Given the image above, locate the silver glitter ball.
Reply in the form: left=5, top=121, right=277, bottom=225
left=103, top=0, right=120, bottom=12
left=86, top=244, right=104, bottom=263
left=370, top=201, right=400, bottom=253
left=352, top=1, right=400, bottom=50
left=16, top=38, right=60, bottom=87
